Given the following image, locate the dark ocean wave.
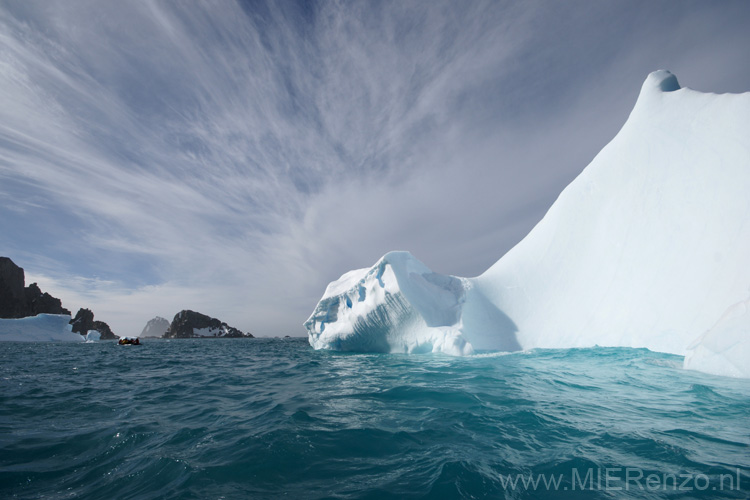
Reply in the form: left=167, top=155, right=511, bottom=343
left=1, top=339, right=748, bottom=499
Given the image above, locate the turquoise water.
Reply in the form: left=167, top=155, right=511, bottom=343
left=1, top=339, right=748, bottom=499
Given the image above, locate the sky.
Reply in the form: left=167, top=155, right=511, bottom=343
left=1, top=0, right=749, bottom=337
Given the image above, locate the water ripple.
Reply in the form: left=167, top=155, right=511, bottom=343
left=0, top=340, right=748, bottom=499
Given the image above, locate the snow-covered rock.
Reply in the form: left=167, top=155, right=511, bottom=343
left=0, top=314, right=84, bottom=342
left=305, top=71, right=750, bottom=378
left=165, top=310, right=252, bottom=338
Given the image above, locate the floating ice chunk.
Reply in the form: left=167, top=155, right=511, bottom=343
left=85, top=330, right=101, bottom=342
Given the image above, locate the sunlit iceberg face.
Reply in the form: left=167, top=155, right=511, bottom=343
left=305, top=252, right=471, bottom=355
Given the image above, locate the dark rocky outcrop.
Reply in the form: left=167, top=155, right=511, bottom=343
left=69, top=308, right=118, bottom=340
left=1, top=257, right=118, bottom=340
left=140, top=316, right=170, bottom=338
left=69, top=307, right=94, bottom=334
left=25, top=283, right=71, bottom=317
left=0, top=257, right=70, bottom=318
left=164, top=310, right=252, bottom=338
left=91, top=320, right=117, bottom=340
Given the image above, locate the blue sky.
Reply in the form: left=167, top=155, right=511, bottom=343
left=1, top=0, right=749, bottom=337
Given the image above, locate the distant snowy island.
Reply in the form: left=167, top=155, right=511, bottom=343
left=0, top=256, right=253, bottom=341
left=305, top=71, right=750, bottom=379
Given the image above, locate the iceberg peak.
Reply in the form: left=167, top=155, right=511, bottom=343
left=643, top=69, right=681, bottom=93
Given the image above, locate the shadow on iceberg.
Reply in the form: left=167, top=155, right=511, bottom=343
left=460, top=284, right=520, bottom=352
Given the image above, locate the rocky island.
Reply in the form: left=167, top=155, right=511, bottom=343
left=161, top=310, right=253, bottom=338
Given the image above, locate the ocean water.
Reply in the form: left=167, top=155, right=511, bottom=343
left=1, top=339, right=748, bottom=499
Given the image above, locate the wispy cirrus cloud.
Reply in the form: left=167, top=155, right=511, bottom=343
left=1, top=0, right=749, bottom=336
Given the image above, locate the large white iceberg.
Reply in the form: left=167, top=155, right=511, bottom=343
left=305, top=71, right=750, bottom=378
left=683, top=299, right=750, bottom=378
left=0, top=314, right=84, bottom=342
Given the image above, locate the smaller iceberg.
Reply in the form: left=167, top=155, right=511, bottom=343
left=305, top=251, right=519, bottom=355
left=85, top=330, right=101, bottom=342
left=0, top=314, right=84, bottom=342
